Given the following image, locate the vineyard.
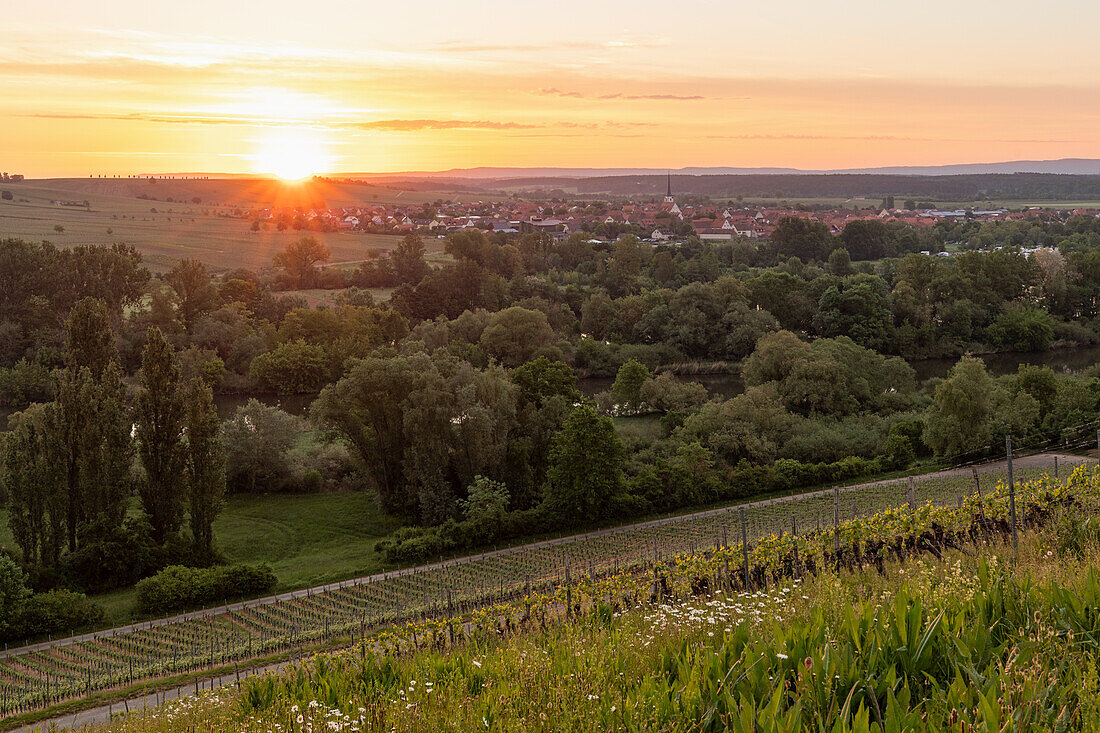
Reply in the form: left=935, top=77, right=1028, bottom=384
left=95, top=462, right=1100, bottom=733
left=0, top=455, right=1084, bottom=724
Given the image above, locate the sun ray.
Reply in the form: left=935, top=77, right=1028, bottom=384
left=250, top=127, right=332, bottom=181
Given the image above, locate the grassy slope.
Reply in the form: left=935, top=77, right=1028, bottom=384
left=0, top=491, right=402, bottom=625
left=82, top=496, right=1100, bottom=732
left=213, top=491, right=401, bottom=591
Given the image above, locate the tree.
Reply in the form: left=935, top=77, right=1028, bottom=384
left=814, top=274, right=893, bottom=350
left=248, top=340, right=329, bottom=394
left=273, top=236, right=331, bottom=289
left=221, top=400, right=305, bottom=493
left=828, top=247, right=851, bottom=276
left=314, top=353, right=524, bottom=523
left=1, top=403, right=66, bottom=566
left=606, top=235, right=643, bottom=294
left=544, top=405, right=625, bottom=523
left=0, top=556, right=29, bottom=638
left=651, top=250, right=677, bottom=284
left=56, top=301, right=131, bottom=551
left=769, top=217, right=832, bottom=261
left=392, top=233, right=430, bottom=284
left=923, top=355, right=995, bottom=457
left=184, top=378, right=224, bottom=560
left=165, top=259, right=219, bottom=331
left=134, top=328, right=188, bottom=544
left=839, top=219, right=889, bottom=261
left=479, top=307, right=556, bottom=367
left=64, top=298, right=116, bottom=376
left=512, top=357, right=580, bottom=408
left=743, top=330, right=812, bottom=387
left=986, top=304, right=1054, bottom=352
left=458, top=475, right=509, bottom=537
left=610, top=359, right=651, bottom=414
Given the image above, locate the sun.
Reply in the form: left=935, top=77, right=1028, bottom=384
left=252, top=127, right=332, bottom=181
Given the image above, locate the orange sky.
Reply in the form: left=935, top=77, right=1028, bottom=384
left=3, top=0, right=1100, bottom=177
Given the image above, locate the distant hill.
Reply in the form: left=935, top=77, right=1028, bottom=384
left=352, top=158, right=1100, bottom=180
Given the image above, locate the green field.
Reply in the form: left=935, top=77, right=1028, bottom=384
left=0, top=179, right=454, bottom=273
left=0, top=491, right=401, bottom=625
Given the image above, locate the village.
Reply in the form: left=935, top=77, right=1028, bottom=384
left=238, top=177, right=1099, bottom=248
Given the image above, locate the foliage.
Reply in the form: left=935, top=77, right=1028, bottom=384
left=0, top=555, right=30, bottom=638
left=135, top=328, right=188, bottom=544
left=12, top=589, right=104, bottom=641
left=544, top=405, right=626, bottom=523
left=248, top=340, right=329, bottom=394
left=135, top=563, right=277, bottom=615
left=609, top=358, right=651, bottom=414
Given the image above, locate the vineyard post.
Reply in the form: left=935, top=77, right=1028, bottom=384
left=1006, top=434, right=1018, bottom=550
left=972, top=467, right=985, bottom=520
left=1054, top=455, right=1059, bottom=479
left=721, top=524, right=731, bottom=586
left=907, top=476, right=915, bottom=510
left=739, top=507, right=749, bottom=590
left=1097, top=428, right=1100, bottom=462
left=833, top=485, right=840, bottom=562
left=565, top=561, right=572, bottom=618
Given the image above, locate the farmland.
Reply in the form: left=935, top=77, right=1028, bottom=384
left=0, top=455, right=1083, bottom=727
left=0, top=178, right=453, bottom=272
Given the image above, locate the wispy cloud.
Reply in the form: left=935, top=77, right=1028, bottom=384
left=354, top=119, right=539, bottom=131
left=537, top=88, right=707, bottom=101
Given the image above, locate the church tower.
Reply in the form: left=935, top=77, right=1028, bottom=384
left=662, top=171, right=682, bottom=218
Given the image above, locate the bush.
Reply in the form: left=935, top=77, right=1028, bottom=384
left=14, top=590, right=104, bottom=640
left=987, top=304, right=1054, bottom=352
left=135, top=564, right=277, bottom=615
left=59, top=517, right=161, bottom=593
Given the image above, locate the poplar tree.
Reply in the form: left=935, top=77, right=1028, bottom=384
left=184, top=377, right=224, bottom=560
left=135, top=328, right=188, bottom=544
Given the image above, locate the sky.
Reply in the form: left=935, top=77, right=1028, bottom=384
left=3, top=0, right=1100, bottom=177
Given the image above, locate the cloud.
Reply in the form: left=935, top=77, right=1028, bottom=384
left=20, top=112, right=304, bottom=127
left=354, top=119, right=540, bottom=131
left=538, top=88, right=707, bottom=101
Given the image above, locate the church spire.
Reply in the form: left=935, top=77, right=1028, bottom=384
left=666, top=170, right=672, bottom=197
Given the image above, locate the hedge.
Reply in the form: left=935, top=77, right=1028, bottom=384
left=135, top=564, right=277, bottom=615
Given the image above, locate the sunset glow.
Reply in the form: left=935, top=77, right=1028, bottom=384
left=4, top=0, right=1100, bottom=176
left=251, top=128, right=333, bottom=181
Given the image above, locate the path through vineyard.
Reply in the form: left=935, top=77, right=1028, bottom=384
left=15, top=451, right=1086, bottom=732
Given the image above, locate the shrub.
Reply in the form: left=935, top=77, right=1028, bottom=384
left=15, top=590, right=104, bottom=639
left=135, top=564, right=277, bottom=615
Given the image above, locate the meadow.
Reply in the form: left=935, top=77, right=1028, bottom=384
left=0, top=179, right=451, bottom=273
left=0, top=457, right=1084, bottom=727
left=0, top=491, right=401, bottom=627
left=68, top=463, right=1100, bottom=732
